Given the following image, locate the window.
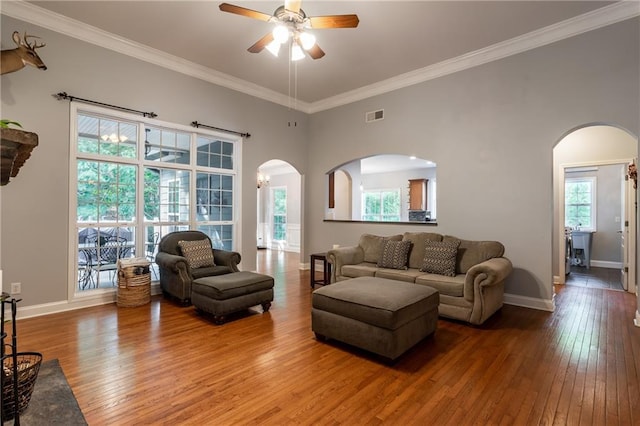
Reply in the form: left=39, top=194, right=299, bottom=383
left=565, top=177, right=596, bottom=231
left=196, top=170, right=234, bottom=250
left=73, top=106, right=240, bottom=292
left=362, top=189, right=401, bottom=222
left=272, top=188, right=287, bottom=241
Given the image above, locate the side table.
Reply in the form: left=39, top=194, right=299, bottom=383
left=310, top=252, right=331, bottom=289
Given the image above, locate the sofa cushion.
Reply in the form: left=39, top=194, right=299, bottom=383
left=375, top=268, right=424, bottom=283
left=402, top=232, right=444, bottom=269
left=191, top=265, right=233, bottom=279
left=420, top=239, right=460, bottom=277
left=416, top=274, right=465, bottom=297
left=178, top=239, right=215, bottom=269
left=443, top=236, right=505, bottom=274
left=377, top=240, right=412, bottom=270
left=359, top=234, right=403, bottom=264
left=342, top=263, right=378, bottom=279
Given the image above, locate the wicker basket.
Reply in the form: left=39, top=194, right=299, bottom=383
left=1, top=352, right=43, bottom=420
left=117, top=260, right=151, bottom=307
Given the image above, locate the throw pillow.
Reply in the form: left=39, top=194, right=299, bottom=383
left=377, top=240, right=412, bottom=270
left=178, top=239, right=215, bottom=269
left=420, top=239, right=460, bottom=277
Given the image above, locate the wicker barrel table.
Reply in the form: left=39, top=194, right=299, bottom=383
left=117, top=258, right=151, bottom=307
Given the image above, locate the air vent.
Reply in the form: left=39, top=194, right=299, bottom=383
left=365, top=109, right=384, bottom=123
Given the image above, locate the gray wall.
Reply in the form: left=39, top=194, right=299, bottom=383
left=0, top=15, right=308, bottom=306
left=306, top=18, right=640, bottom=306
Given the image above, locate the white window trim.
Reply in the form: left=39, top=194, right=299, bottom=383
left=565, top=176, right=597, bottom=232
left=270, top=186, right=287, bottom=242
left=361, top=187, right=402, bottom=222
left=68, top=103, right=243, bottom=300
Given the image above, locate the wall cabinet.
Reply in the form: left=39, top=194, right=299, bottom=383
left=408, top=178, right=428, bottom=210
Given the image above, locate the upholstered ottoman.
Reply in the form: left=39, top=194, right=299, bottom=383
left=312, top=276, right=439, bottom=361
left=192, top=271, right=274, bottom=324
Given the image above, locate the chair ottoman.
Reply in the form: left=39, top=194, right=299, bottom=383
left=312, top=276, right=439, bottom=361
left=192, top=271, right=274, bottom=324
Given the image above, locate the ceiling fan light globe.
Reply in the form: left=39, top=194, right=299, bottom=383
left=299, top=32, right=316, bottom=50
left=265, top=40, right=281, bottom=57
left=291, top=43, right=305, bottom=61
left=272, top=25, right=289, bottom=44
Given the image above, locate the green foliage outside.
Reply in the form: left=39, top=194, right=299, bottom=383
left=363, top=190, right=400, bottom=221
left=273, top=188, right=287, bottom=240
left=565, top=180, right=592, bottom=228
left=77, top=139, right=160, bottom=222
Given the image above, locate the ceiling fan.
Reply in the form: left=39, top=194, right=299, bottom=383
left=219, top=1, right=359, bottom=60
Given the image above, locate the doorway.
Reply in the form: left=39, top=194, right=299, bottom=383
left=256, top=160, right=302, bottom=253
left=553, top=124, right=638, bottom=294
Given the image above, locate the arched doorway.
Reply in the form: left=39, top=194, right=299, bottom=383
left=257, top=160, right=302, bottom=254
left=553, top=124, right=638, bottom=294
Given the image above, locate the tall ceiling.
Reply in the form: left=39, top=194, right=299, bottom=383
left=16, top=1, right=627, bottom=110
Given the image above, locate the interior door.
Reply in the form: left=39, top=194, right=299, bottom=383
left=621, top=163, right=637, bottom=292
left=621, top=167, right=628, bottom=290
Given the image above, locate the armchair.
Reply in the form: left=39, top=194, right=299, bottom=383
left=155, top=230, right=241, bottom=304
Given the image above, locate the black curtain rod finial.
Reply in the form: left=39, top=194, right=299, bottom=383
left=53, top=91, right=157, bottom=119
left=191, top=120, right=250, bottom=138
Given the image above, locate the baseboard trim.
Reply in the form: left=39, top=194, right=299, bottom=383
left=590, top=260, right=622, bottom=269
left=11, top=283, right=162, bottom=320
left=299, top=262, right=310, bottom=270
left=12, top=285, right=560, bottom=319
left=504, top=292, right=555, bottom=312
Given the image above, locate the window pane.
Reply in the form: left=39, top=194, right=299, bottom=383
left=196, top=172, right=234, bottom=222
left=197, top=137, right=234, bottom=169
left=145, top=168, right=191, bottom=222
left=77, top=114, right=137, bottom=158
left=362, top=189, right=401, bottom=221
left=565, top=178, right=595, bottom=229
left=272, top=188, right=287, bottom=241
left=146, top=128, right=191, bottom=164
left=197, top=224, right=233, bottom=250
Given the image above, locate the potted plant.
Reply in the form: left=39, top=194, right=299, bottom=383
left=0, top=119, right=38, bottom=185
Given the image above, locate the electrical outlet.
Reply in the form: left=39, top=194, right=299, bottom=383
left=10, top=282, right=21, bottom=295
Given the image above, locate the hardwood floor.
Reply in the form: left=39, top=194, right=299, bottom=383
left=10, top=250, right=640, bottom=425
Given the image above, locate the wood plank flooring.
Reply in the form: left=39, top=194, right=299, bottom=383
left=9, top=250, right=640, bottom=425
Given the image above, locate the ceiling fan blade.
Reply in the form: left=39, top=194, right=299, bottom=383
left=309, top=14, right=359, bottom=29
left=248, top=32, right=275, bottom=53
left=219, top=3, right=273, bottom=22
left=307, top=44, right=325, bottom=60
left=284, top=0, right=301, bottom=14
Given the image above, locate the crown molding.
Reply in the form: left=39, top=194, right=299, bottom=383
left=308, top=1, right=640, bottom=113
left=2, top=1, right=638, bottom=115
left=0, top=0, right=313, bottom=113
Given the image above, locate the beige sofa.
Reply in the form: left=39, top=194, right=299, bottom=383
left=326, top=232, right=513, bottom=325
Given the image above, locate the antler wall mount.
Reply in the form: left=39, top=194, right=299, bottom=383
left=1, top=31, right=47, bottom=75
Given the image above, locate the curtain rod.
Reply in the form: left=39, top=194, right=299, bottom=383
left=191, top=121, right=250, bottom=138
left=53, top=92, right=158, bottom=118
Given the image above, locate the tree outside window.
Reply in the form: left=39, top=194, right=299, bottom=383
left=362, top=189, right=401, bottom=221
left=272, top=188, right=287, bottom=241
left=565, top=177, right=596, bottom=230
